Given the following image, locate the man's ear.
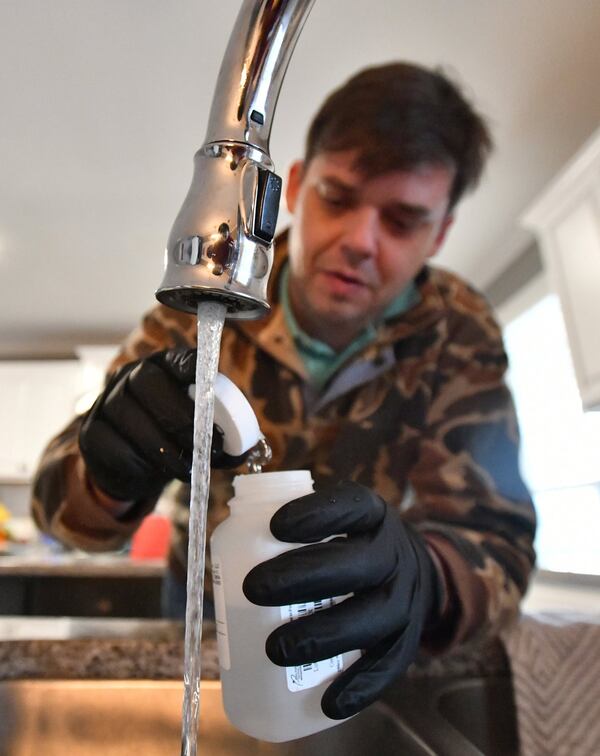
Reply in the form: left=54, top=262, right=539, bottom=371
left=285, top=160, right=305, bottom=214
left=428, top=214, right=454, bottom=259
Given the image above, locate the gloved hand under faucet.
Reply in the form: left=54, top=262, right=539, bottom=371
left=79, top=348, right=249, bottom=502
left=242, top=481, right=440, bottom=720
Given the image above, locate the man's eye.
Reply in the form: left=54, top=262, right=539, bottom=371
left=319, top=191, right=348, bottom=208
left=323, top=194, right=347, bottom=207
left=386, top=216, right=417, bottom=236
left=315, top=184, right=352, bottom=209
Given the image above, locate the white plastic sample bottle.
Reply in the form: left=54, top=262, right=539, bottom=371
left=210, top=470, right=361, bottom=742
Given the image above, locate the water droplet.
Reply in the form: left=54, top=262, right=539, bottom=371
left=329, top=498, right=337, bottom=504
left=353, top=495, right=361, bottom=502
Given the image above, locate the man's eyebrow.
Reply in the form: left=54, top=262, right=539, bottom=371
left=384, top=202, right=433, bottom=221
left=318, top=176, right=356, bottom=193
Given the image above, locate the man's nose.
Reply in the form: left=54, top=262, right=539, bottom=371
left=340, top=205, right=379, bottom=260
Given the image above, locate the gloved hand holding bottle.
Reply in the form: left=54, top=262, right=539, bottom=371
left=242, top=480, right=440, bottom=719
left=78, top=348, right=250, bottom=502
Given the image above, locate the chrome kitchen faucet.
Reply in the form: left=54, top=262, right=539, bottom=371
left=156, top=0, right=316, bottom=319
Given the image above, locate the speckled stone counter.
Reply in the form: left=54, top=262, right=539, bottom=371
left=0, top=618, right=219, bottom=680
left=0, top=616, right=508, bottom=682
left=0, top=550, right=166, bottom=577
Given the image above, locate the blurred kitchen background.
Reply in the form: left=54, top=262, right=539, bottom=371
left=1, top=0, right=600, bottom=619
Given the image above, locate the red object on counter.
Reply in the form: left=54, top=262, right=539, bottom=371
left=130, top=514, right=171, bottom=560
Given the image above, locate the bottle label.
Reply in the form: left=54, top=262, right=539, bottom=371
left=211, top=558, right=231, bottom=670
left=280, top=598, right=345, bottom=692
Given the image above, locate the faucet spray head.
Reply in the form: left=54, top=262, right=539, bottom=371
left=156, top=0, right=315, bottom=319
left=156, top=140, right=281, bottom=318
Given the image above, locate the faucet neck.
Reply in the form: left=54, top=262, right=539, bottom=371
left=204, top=0, right=316, bottom=152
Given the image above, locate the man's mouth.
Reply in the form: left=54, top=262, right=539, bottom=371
left=323, top=270, right=369, bottom=287
left=319, top=270, right=371, bottom=297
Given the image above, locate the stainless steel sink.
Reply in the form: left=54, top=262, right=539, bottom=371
left=380, top=675, right=519, bottom=756
left=0, top=679, right=423, bottom=755
left=0, top=670, right=518, bottom=755
left=0, top=619, right=517, bottom=754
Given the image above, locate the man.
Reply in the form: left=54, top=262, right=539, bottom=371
left=32, top=62, right=536, bottom=720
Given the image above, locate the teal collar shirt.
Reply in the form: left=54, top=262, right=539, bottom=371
left=280, top=263, right=420, bottom=389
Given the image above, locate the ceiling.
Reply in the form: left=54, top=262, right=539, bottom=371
left=1, top=0, right=600, bottom=356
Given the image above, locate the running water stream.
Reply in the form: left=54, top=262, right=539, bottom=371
left=181, top=300, right=227, bottom=756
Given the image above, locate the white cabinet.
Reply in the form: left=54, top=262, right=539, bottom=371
left=0, top=361, right=80, bottom=481
left=523, top=128, right=600, bottom=410
left=0, top=347, right=119, bottom=482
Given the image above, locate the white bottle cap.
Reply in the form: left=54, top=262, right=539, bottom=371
left=188, top=373, right=262, bottom=457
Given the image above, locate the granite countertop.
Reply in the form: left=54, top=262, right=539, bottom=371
left=0, top=618, right=219, bottom=681
left=0, top=616, right=508, bottom=683
left=0, top=548, right=166, bottom=577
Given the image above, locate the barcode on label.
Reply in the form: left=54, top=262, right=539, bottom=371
left=280, top=597, right=345, bottom=692
left=280, top=597, right=334, bottom=623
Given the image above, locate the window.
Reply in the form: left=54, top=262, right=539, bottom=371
left=500, top=285, right=600, bottom=575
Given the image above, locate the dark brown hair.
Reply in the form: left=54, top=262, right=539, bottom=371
left=305, top=62, right=493, bottom=210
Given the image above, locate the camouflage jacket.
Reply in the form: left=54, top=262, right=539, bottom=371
left=32, top=233, right=536, bottom=651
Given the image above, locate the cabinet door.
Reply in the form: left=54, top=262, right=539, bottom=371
left=0, top=361, right=80, bottom=481
left=543, top=185, right=600, bottom=409
left=522, top=128, right=600, bottom=411
left=28, top=576, right=163, bottom=618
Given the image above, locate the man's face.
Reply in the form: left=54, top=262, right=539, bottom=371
left=285, top=150, right=454, bottom=348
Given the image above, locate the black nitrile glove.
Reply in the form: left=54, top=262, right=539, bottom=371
left=242, top=481, right=439, bottom=720
left=79, top=349, right=248, bottom=502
